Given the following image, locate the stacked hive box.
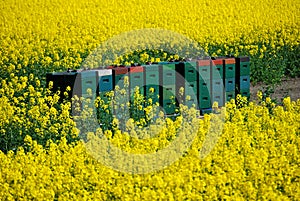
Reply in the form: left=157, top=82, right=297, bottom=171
left=46, top=71, right=78, bottom=100
left=235, top=57, right=251, bottom=99
left=112, top=67, right=128, bottom=89
left=95, top=69, right=113, bottom=100
left=94, top=69, right=113, bottom=129
left=223, top=58, right=236, bottom=102
left=128, top=66, right=145, bottom=118
left=46, top=71, right=98, bottom=111
left=46, top=56, right=251, bottom=118
left=128, top=66, right=144, bottom=100
left=159, top=63, right=177, bottom=114
left=111, top=67, right=129, bottom=120
left=143, top=64, right=160, bottom=105
left=175, top=62, right=198, bottom=108
left=211, top=58, right=225, bottom=107
left=197, top=59, right=212, bottom=114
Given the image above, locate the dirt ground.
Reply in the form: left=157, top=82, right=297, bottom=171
left=250, top=77, right=300, bottom=103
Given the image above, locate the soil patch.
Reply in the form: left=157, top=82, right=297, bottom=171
left=250, top=77, right=300, bottom=103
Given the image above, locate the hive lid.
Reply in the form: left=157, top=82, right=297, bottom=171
left=223, top=58, right=236, bottom=64
left=94, top=69, right=112, bottom=76
left=238, top=56, right=250, bottom=62
left=197, top=60, right=210, bottom=66
left=211, top=59, right=223, bottom=65
left=113, top=67, right=128, bottom=75
left=128, top=66, right=144, bottom=73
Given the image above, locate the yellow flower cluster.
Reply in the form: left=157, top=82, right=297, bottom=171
left=0, top=0, right=299, bottom=82
left=0, top=97, right=299, bottom=200
left=0, top=0, right=299, bottom=199
left=0, top=73, right=78, bottom=152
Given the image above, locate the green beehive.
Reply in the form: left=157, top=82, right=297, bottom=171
left=212, top=59, right=224, bottom=80
left=184, top=81, right=198, bottom=108
left=80, top=70, right=98, bottom=99
left=128, top=66, right=144, bottom=100
left=239, top=75, right=250, bottom=90
left=211, top=59, right=225, bottom=107
left=235, top=56, right=251, bottom=98
left=128, top=66, right=145, bottom=119
left=212, top=92, right=225, bottom=107
left=212, top=79, right=224, bottom=94
left=160, top=84, right=176, bottom=114
left=236, top=56, right=250, bottom=76
left=99, top=91, right=112, bottom=104
left=160, top=63, right=176, bottom=85
left=144, top=64, right=159, bottom=85
left=225, top=78, right=235, bottom=92
left=161, top=84, right=176, bottom=101
left=197, top=60, right=211, bottom=81
left=175, top=62, right=197, bottom=82
left=112, top=67, right=129, bottom=89
left=175, top=62, right=198, bottom=108
left=111, top=67, right=130, bottom=119
left=197, top=59, right=212, bottom=109
left=144, top=64, right=160, bottom=105
left=162, top=99, right=176, bottom=115
left=159, top=63, right=178, bottom=113
left=223, top=58, right=236, bottom=78
left=97, top=91, right=113, bottom=130
left=129, top=66, right=144, bottom=88
left=94, top=69, right=113, bottom=93
left=145, top=85, right=160, bottom=105
left=81, top=71, right=98, bottom=115
left=199, top=96, right=211, bottom=109
left=226, top=91, right=236, bottom=102
left=198, top=79, right=211, bottom=109
left=93, top=70, right=114, bottom=126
